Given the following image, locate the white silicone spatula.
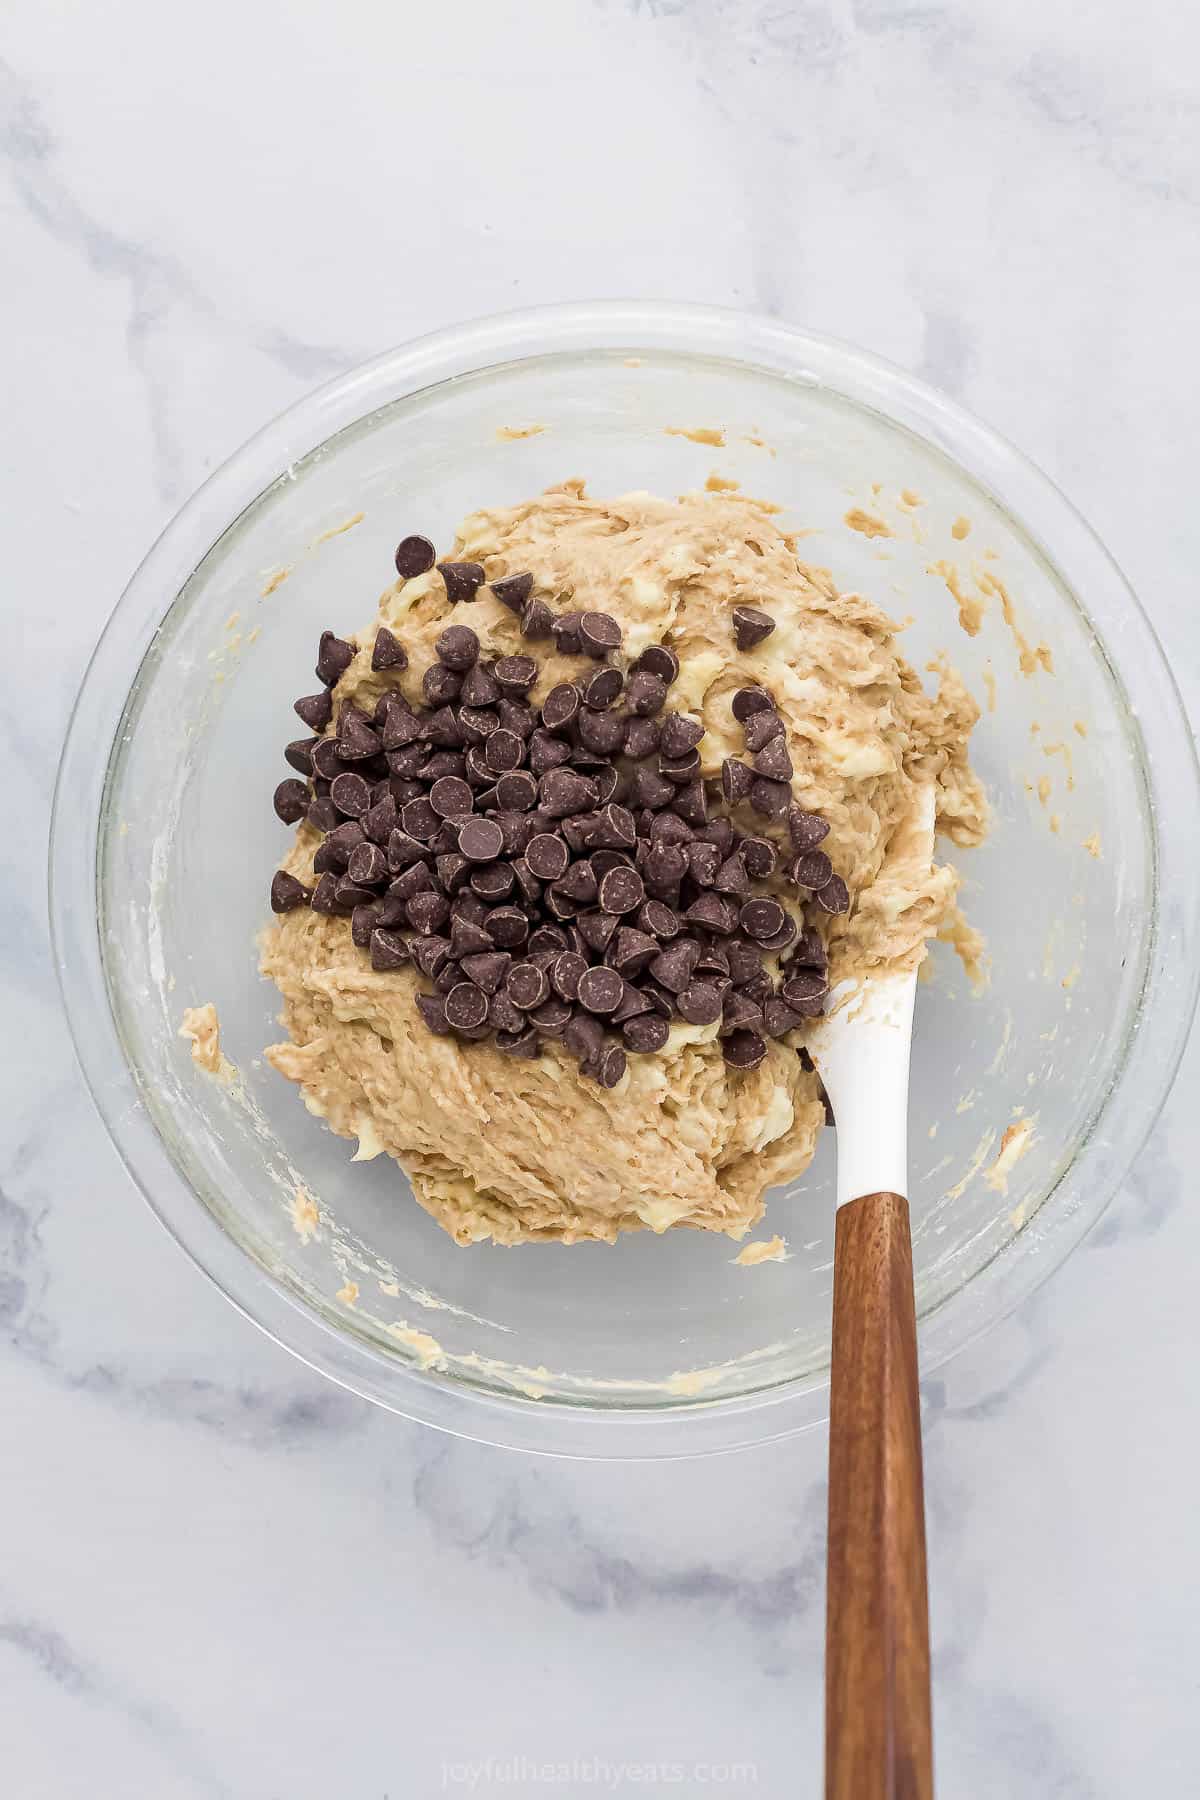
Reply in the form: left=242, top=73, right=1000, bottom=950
left=807, top=786, right=936, bottom=1800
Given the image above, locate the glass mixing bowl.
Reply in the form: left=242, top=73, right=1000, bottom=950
left=50, top=303, right=1200, bottom=1457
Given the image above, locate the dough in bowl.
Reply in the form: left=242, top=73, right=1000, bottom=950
left=262, top=483, right=986, bottom=1245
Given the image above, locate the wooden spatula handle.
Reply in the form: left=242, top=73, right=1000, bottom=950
left=825, top=1190, right=932, bottom=1800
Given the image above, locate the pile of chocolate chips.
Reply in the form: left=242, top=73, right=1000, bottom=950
left=269, top=532, right=849, bottom=1087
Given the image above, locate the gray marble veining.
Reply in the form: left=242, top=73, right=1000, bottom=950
left=4, top=0, right=1198, bottom=1792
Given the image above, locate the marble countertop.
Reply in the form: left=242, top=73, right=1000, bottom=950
left=6, top=2, right=1199, bottom=1793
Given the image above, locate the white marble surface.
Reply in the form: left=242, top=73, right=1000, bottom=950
left=5, top=2, right=1199, bottom=1793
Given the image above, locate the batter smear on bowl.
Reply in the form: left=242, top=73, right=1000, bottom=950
left=261, top=484, right=986, bottom=1245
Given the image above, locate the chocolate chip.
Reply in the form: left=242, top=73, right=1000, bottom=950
left=496, top=1026, right=541, bottom=1057
left=659, top=714, right=705, bottom=759
left=732, top=606, right=776, bottom=652
left=611, top=982, right=652, bottom=1024
left=371, top=627, right=408, bottom=672
left=582, top=667, right=623, bottom=710
left=273, top=779, right=310, bottom=823
left=623, top=670, right=666, bottom=719
left=433, top=624, right=478, bottom=671
left=724, top=939, right=762, bottom=984
left=575, top=709, right=624, bottom=756
left=487, top=907, right=531, bottom=948
left=423, top=664, right=462, bottom=708
left=439, top=561, right=485, bottom=603
left=528, top=730, right=572, bottom=777
left=539, top=768, right=597, bottom=818
left=330, top=772, right=373, bottom=818
left=459, top=951, right=509, bottom=995
left=672, top=781, right=708, bottom=827
left=446, top=921, right=489, bottom=964
left=649, top=939, right=701, bottom=993
left=710, top=853, right=748, bottom=897
left=407, top=891, right=451, bottom=935
left=309, top=870, right=342, bottom=913
left=781, top=968, right=829, bottom=1003
left=433, top=853, right=468, bottom=894
left=659, top=749, right=701, bottom=783
left=590, top=1044, right=627, bottom=1088
left=307, top=795, right=340, bottom=833
left=540, top=952, right=582, bottom=1002
left=521, top=833, right=567, bottom=883
left=576, top=966, right=622, bottom=1015
left=643, top=842, right=688, bottom=893
left=294, top=690, right=333, bottom=733
left=491, top=571, right=534, bottom=612
left=556, top=861, right=598, bottom=906
left=623, top=1013, right=670, bottom=1054
left=723, top=1028, right=766, bottom=1068
left=471, top=862, right=516, bottom=901
left=316, top=630, right=356, bottom=686
left=677, top=982, right=725, bottom=1025
left=786, top=850, right=831, bottom=892
left=721, top=759, right=753, bottom=805
left=629, top=766, right=672, bottom=811
left=742, top=710, right=784, bottom=754
left=284, top=738, right=318, bottom=777
left=789, top=928, right=828, bottom=970
left=459, top=817, right=505, bottom=862
left=488, top=993, right=527, bottom=1035
left=350, top=904, right=379, bottom=947
left=394, top=535, right=436, bottom=578
left=347, top=842, right=387, bottom=886
left=584, top=804, right=634, bottom=851
left=739, top=898, right=786, bottom=942
left=687, top=841, right=720, bottom=886
left=458, top=706, right=500, bottom=745
left=578, top=612, right=622, bottom=658
left=416, top=993, right=451, bottom=1035
left=753, top=736, right=793, bottom=782
left=489, top=773, right=533, bottom=816
left=400, top=797, right=439, bottom=841
left=310, top=740, right=348, bottom=783
left=270, top=870, right=309, bottom=912
left=369, top=928, right=410, bottom=972
left=695, top=943, right=730, bottom=979
left=336, top=712, right=382, bottom=760
left=490, top=654, right=536, bottom=695
left=732, top=686, right=772, bottom=721
left=528, top=923, right=569, bottom=957
left=564, top=1013, right=605, bottom=1063
left=785, top=805, right=828, bottom=851
left=498, top=697, right=536, bottom=739
left=479, top=729, right=519, bottom=774
left=814, top=875, right=850, bottom=914
left=411, top=935, right=452, bottom=978
left=597, top=866, right=645, bottom=917
left=463, top=746, right=493, bottom=785
left=521, top=597, right=555, bottom=640
left=623, top=716, right=662, bottom=760
left=600, top=926, right=652, bottom=977
left=541, top=684, right=581, bottom=734
left=362, top=794, right=398, bottom=844
left=459, top=666, right=500, bottom=710
left=387, top=829, right=428, bottom=871
left=635, top=645, right=679, bottom=684
left=392, top=861, right=434, bottom=901
left=735, top=838, right=771, bottom=881
left=638, top=899, right=679, bottom=939
left=576, top=910, right=620, bottom=954
left=750, top=777, right=790, bottom=818
left=426, top=776, right=472, bottom=820
left=445, top=983, right=489, bottom=1030
left=685, top=893, right=738, bottom=935
left=381, top=706, right=425, bottom=751
left=551, top=610, right=585, bottom=655
left=530, top=996, right=573, bottom=1036
left=507, top=961, right=550, bottom=1010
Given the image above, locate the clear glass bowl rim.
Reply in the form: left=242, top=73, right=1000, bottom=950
left=49, top=300, right=1200, bottom=1460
